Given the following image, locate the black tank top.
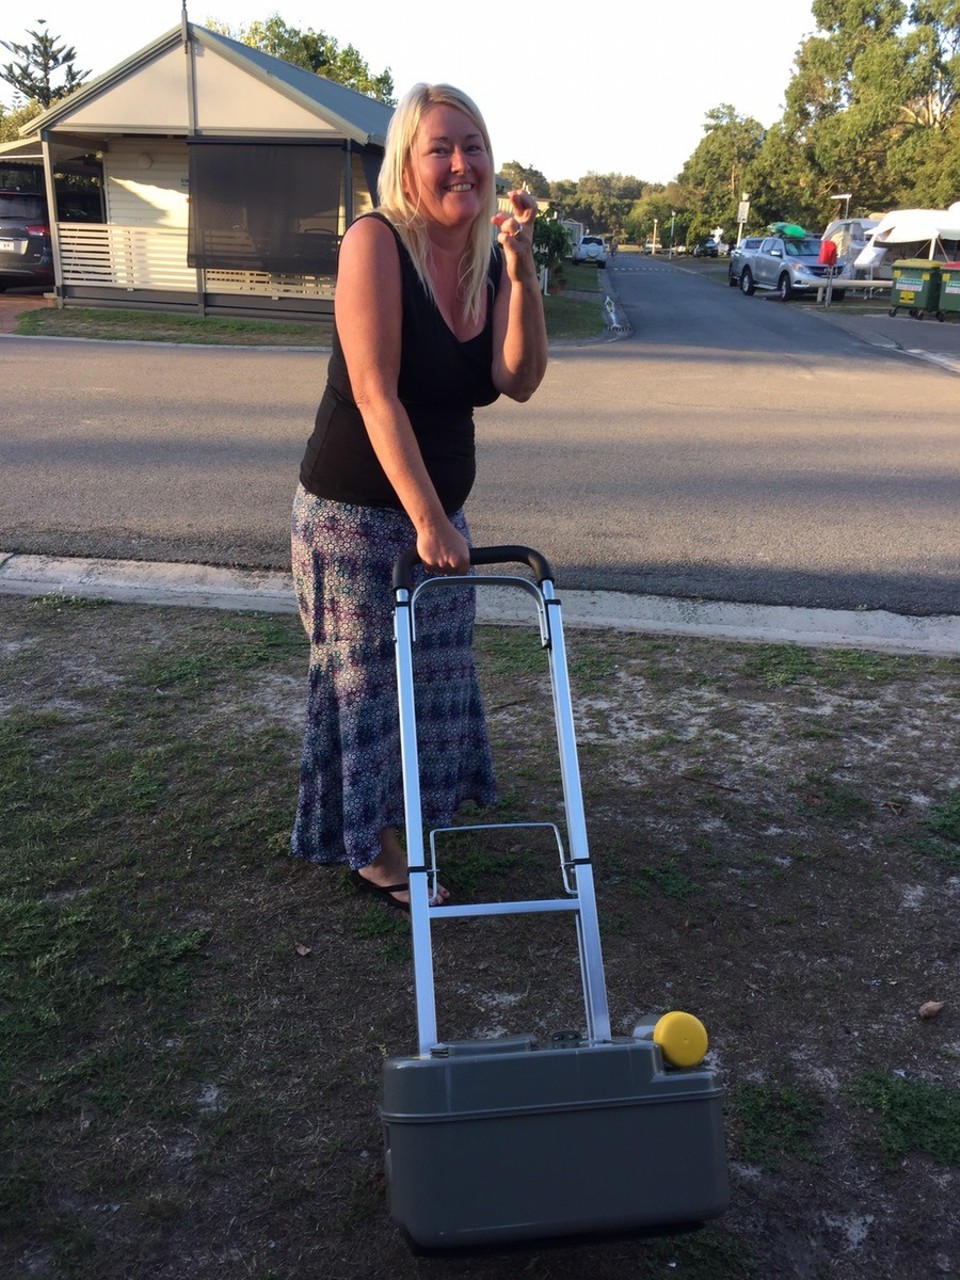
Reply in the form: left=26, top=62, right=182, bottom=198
left=299, top=213, right=503, bottom=513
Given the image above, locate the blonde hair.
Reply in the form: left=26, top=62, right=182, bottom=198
left=377, top=83, right=497, bottom=326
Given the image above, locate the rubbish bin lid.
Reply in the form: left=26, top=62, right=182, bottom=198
left=893, top=258, right=942, bottom=269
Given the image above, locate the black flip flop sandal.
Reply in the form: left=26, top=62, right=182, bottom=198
left=348, top=869, right=410, bottom=914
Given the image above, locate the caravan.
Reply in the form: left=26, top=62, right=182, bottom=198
left=852, top=204, right=960, bottom=277
left=821, top=217, right=881, bottom=277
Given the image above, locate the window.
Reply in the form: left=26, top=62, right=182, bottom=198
left=187, top=142, right=351, bottom=275
left=0, top=193, right=46, bottom=221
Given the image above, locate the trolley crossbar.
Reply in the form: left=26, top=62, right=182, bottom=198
left=424, top=898, right=583, bottom=920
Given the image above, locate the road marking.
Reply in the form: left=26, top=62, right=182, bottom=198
left=608, top=265, right=677, bottom=273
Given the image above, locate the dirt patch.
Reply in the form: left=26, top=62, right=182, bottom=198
left=1, top=594, right=958, bottom=1279
left=0, top=289, right=54, bottom=333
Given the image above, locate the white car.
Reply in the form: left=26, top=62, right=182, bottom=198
left=573, top=235, right=608, bottom=265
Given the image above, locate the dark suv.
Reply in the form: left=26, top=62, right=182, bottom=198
left=0, top=191, right=53, bottom=290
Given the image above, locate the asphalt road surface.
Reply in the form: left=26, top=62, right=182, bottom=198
left=2, top=261, right=958, bottom=614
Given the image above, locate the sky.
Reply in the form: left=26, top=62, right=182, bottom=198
left=2, top=1, right=818, bottom=185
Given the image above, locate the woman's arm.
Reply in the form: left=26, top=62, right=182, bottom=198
left=335, top=217, right=470, bottom=573
left=491, top=190, right=549, bottom=402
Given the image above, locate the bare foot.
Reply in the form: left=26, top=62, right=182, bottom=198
left=356, top=827, right=449, bottom=907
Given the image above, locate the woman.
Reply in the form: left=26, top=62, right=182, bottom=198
left=291, top=83, right=547, bottom=911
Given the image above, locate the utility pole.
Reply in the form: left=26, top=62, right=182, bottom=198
left=736, top=193, right=750, bottom=248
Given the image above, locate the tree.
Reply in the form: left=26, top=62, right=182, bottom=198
left=0, top=98, right=42, bottom=143
left=903, top=0, right=960, bottom=131
left=892, top=103, right=960, bottom=204
left=755, top=0, right=960, bottom=221
left=1, top=21, right=88, bottom=108
left=744, top=122, right=825, bottom=228
left=498, top=161, right=550, bottom=196
left=531, top=212, right=568, bottom=272
left=548, top=178, right=578, bottom=204
left=623, top=183, right=692, bottom=248
left=679, top=105, right=765, bottom=228
left=557, top=172, right=649, bottom=238
left=208, top=15, right=394, bottom=103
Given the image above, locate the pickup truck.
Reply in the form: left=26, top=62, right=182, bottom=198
left=727, top=236, right=763, bottom=287
left=737, top=234, right=843, bottom=300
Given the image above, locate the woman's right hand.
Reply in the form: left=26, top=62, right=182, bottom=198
left=416, top=519, right=470, bottom=576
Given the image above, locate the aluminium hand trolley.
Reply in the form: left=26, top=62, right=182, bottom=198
left=381, top=546, right=728, bottom=1250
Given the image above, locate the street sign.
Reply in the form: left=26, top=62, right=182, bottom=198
left=737, top=200, right=750, bottom=224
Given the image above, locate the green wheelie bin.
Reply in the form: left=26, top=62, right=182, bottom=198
left=889, top=259, right=942, bottom=319
left=936, top=262, right=960, bottom=321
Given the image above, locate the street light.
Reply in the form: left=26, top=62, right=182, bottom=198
left=831, top=192, right=852, bottom=220
left=670, top=210, right=676, bottom=257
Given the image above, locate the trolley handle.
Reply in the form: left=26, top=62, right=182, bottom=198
left=392, top=544, right=554, bottom=592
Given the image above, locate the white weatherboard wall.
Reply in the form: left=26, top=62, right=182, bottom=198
left=103, top=140, right=189, bottom=229
left=83, top=139, right=195, bottom=291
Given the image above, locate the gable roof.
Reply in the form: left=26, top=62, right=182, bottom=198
left=17, top=23, right=393, bottom=147
left=196, top=27, right=392, bottom=145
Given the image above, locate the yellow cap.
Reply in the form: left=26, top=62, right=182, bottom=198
left=653, top=1011, right=709, bottom=1068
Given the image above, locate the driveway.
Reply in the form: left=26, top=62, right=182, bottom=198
left=0, top=287, right=54, bottom=333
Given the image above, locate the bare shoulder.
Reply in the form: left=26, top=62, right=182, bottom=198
left=337, top=217, right=401, bottom=323
left=339, top=214, right=399, bottom=272
left=335, top=216, right=402, bottom=352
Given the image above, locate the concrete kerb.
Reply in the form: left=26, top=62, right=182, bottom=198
left=1, top=552, right=957, bottom=657
left=598, top=266, right=631, bottom=336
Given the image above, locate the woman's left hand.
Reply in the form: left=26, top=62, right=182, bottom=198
left=492, top=189, right=538, bottom=272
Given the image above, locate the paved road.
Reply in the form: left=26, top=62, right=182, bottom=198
left=2, top=263, right=958, bottom=614
left=491, top=259, right=959, bottom=613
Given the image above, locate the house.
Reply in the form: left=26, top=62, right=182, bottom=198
left=560, top=219, right=584, bottom=257
left=0, top=18, right=393, bottom=319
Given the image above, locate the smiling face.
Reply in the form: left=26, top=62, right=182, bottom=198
left=405, top=103, right=492, bottom=232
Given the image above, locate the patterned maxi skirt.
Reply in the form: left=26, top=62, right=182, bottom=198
left=290, top=483, right=497, bottom=868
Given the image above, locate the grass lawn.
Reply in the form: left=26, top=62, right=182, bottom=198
left=13, top=307, right=336, bottom=347
left=13, top=269, right=610, bottom=347
left=556, top=261, right=605, bottom=292
left=2, top=592, right=958, bottom=1278
left=542, top=294, right=606, bottom=340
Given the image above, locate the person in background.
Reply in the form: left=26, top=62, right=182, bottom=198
left=290, top=83, right=548, bottom=911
